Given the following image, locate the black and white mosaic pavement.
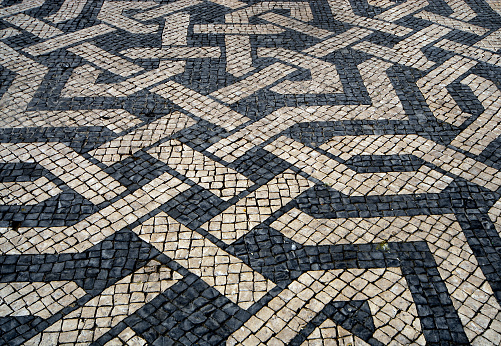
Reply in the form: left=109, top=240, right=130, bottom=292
left=1, top=0, right=501, bottom=344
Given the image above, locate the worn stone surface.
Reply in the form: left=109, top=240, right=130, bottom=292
left=1, top=0, right=501, bottom=345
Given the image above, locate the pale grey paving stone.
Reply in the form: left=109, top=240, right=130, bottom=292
left=88, top=111, right=196, bottom=165
left=45, top=0, right=89, bottom=23
left=416, top=55, right=478, bottom=127
left=474, top=29, right=501, bottom=52
left=367, top=0, right=395, bottom=9
left=327, top=0, right=413, bottom=36
left=301, top=320, right=370, bottom=346
left=150, top=81, right=250, bottom=131
left=487, top=0, right=501, bottom=15
left=414, top=11, right=489, bottom=36
left=225, top=1, right=313, bottom=23
left=121, top=46, right=221, bottom=59
left=0, top=27, right=20, bottom=39
left=23, top=24, right=116, bottom=56
left=162, top=12, right=190, bottom=46
left=271, top=211, right=501, bottom=344
left=434, top=39, right=501, bottom=67
left=374, top=0, right=428, bottom=22
left=320, top=134, right=501, bottom=191
left=451, top=75, right=501, bottom=155
left=133, top=212, right=276, bottom=309
left=201, top=169, right=314, bottom=244
left=147, top=139, right=253, bottom=200
left=207, top=0, right=247, bottom=9
left=210, top=62, right=297, bottom=103
left=0, top=0, right=45, bottom=18
left=0, top=142, right=127, bottom=205
left=259, top=12, right=332, bottom=39
left=25, top=259, right=182, bottom=345
left=352, top=24, right=451, bottom=70
left=193, top=23, right=285, bottom=35
left=4, top=13, right=63, bottom=38
left=0, top=42, right=48, bottom=118
left=0, top=172, right=190, bottom=255
left=97, top=1, right=158, bottom=34
left=443, top=0, right=477, bottom=21
left=132, top=0, right=203, bottom=21
left=61, top=61, right=186, bottom=98
left=104, top=327, right=147, bottom=346
left=0, top=109, right=142, bottom=133
left=0, top=176, right=62, bottom=205
left=224, top=35, right=255, bottom=77
left=0, top=281, right=86, bottom=319
left=228, top=269, right=424, bottom=345
left=67, top=42, right=144, bottom=77
left=258, top=47, right=344, bottom=94
left=303, top=27, right=373, bottom=58
left=264, top=136, right=454, bottom=196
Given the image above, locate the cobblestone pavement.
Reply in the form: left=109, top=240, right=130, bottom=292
left=1, top=0, right=501, bottom=345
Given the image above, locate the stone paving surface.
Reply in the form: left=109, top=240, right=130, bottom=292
left=0, top=0, right=501, bottom=345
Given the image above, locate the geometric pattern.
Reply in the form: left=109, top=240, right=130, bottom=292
left=1, top=0, right=501, bottom=345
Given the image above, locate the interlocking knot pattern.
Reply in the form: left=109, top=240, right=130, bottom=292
left=1, top=0, right=501, bottom=344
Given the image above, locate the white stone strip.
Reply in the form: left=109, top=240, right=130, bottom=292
left=259, top=12, right=332, bottom=39
left=206, top=58, right=404, bottom=163
left=265, top=136, right=453, bottom=196
left=61, top=61, right=186, bottom=98
left=67, top=42, right=143, bottom=77
left=434, top=39, right=501, bottom=67
left=0, top=172, right=190, bottom=254
left=0, top=42, right=48, bottom=117
left=208, top=0, right=248, bottom=9
left=121, top=46, right=221, bottom=59
left=201, top=169, right=314, bottom=244
left=0, top=281, right=86, bottom=319
left=210, top=62, right=297, bottom=103
left=259, top=47, right=344, bottom=94
left=416, top=55, right=478, bottom=126
left=193, top=23, right=284, bottom=35
left=88, top=111, right=196, bottom=165
left=147, top=139, right=252, bottom=200
left=0, top=142, right=127, bottom=205
left=25, top=259, right=182, bottom=345
left=0, top=176, right=61, bottom=205
left=303, top=27, right=373, bottom=58
left=162, top=12, right=190, bottom=46
left=23, top=24, right=116, bottom=56
left=132, top=0, right=203, bottom=21
left=224, top=35, right=255, bottom=77
left=474, top=28, right=501, bottom=52
left=151, top=80, right=250, bottom=131
left=45, top=0, right=88, bottom=23
left=134, top=212, right=276, bottom=309
left=414, top=11, right=489, bottom=36
left=226, top=2, right=313, bottom=23
left=229, top=268, right=423, bottom=345
left=327, top=0, right=413, bottom=36
left=97, top=1, right=158, bottom=34
left=444, top=0, right=477, bottom=21
left=0, top=109, right=142, bottom=133
left=375, top=0, right=428, bottom=22
left=0, top=27, right=20, bottom=39
left=0, top=0, right=45, bottom=18
left=4, top=13, right=63, bottom=38
left=321, top=134, right=501, bottom=191
left=353, top=24, right=451, bottom=70
left=451, top=75, right=501, bottom=155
